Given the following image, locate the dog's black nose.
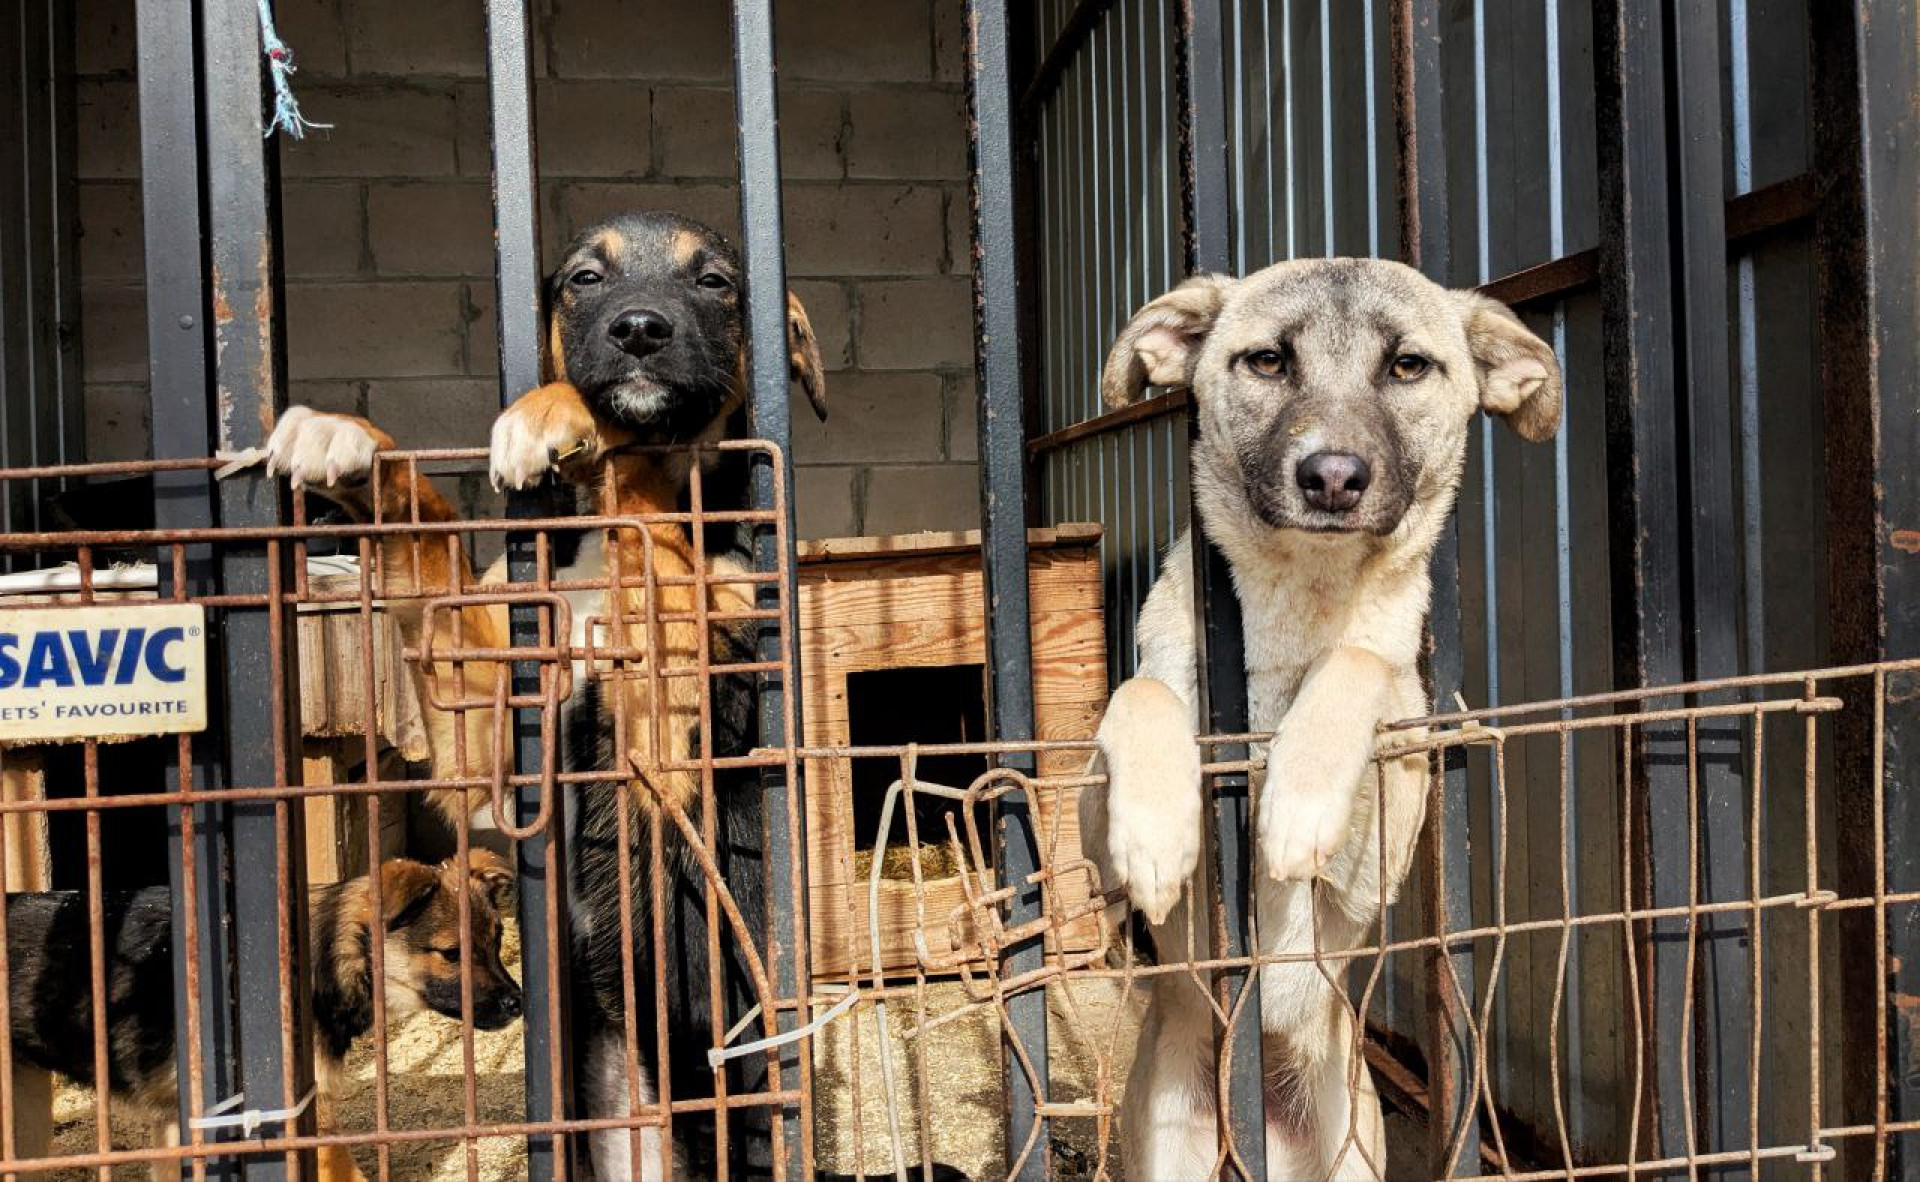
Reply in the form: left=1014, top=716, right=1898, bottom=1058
left=608, top=309, right=673, bottom=357
left=499, top=989, right=523, bottom=1020
left=1296, top=452, right=1372, bottom=512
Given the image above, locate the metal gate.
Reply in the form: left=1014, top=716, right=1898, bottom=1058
left=0, top=0, right=1914, bottom=1179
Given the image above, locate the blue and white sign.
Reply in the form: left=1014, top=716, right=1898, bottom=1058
left=0, top=604, right=209, bottom=742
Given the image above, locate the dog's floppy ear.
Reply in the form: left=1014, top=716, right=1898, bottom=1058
left=376, top=858, right=441, bottom=930
left=457, top=848, right=516, bottom=910
left=311, top=885, right=376, bottom=1062
left=1456, top=291, right=1561, bottom=442
left=787, top=291, right=828, bottom=421
left=1101, top=275, right=1233, bottom=408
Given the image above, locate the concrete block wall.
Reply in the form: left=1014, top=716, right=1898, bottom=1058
left=74, top=0, right=980, bottom=536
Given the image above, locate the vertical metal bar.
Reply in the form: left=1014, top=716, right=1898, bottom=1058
left=731, top=3, right=811, bottom=1176
left=967, top=4, right=1048, bottom=1176
left=1015, top=4, right=1048, bottom=518
left=199, top=3, right=312, bottom=1174
left=0, top=4, right=27, bottom=534
left=1812, top=2, right=1920, bottom=1175
left=1541, top=0, right=1584, bottom=1150
left=1593, top=0, right=1693, bottom=1161
left=1177, top=2, right=1265, bottom=1176
left=1726, top=1, right=1765, bottom=684
left=483, top=4, right=570, bottom=1176
left=1317, top=0, right=1333, bottom=256
left=1362, top=0, right=1380, bottom=258
left=16, top=0, right=59, bottom=492
left=44, top=0, right=80, bottom=471
left=134, top=2, right=239, bottom=1170
left=1665, top=0, right=1750, bottom=1162
left=1281, top=0, right=1298, bottom=259
left=1391, top=0, right=1478, bottom=1173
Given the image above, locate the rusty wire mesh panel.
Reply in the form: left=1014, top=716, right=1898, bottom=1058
left=0, top=445, right=1914, bottom=1181
left=0, top=443, right=813, bottom=1179
left=811, top=665, right=1917, bottom=1180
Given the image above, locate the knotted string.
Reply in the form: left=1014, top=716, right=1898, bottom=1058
left=257, top=0, right=330, bottom=140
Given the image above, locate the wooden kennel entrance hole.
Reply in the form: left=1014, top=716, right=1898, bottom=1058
left=845, top=662, right=992, bottom=882
left=798, top=524, right=1109, bottom=980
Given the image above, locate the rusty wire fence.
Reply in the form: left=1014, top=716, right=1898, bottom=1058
left=0, top=452, right=1914, bottom=1179
left=809, top=662, right=1918, bottom=1179
left=0, top=444, right=816, bottom=1179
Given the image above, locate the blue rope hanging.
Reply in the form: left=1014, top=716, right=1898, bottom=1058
left=257, top=0, right=330, bottom=140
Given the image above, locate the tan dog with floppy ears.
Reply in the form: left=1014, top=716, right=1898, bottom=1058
left=1080, top=258, right=1561, bottom=1178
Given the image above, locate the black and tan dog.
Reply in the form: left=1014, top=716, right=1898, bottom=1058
left=5, top=851, right=520, bottom=1181
left=263, top=211, right=828, bottom=1180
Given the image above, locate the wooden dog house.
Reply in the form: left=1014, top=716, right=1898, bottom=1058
left=797, top=524, right=1109, bottom=980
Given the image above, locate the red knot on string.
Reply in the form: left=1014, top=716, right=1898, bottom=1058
left=257, top=0, right=330, bottom=140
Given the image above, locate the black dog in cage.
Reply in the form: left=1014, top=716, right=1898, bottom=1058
left=6, top=852, right=520, bottom=1175
left=269, top=211, right=838, bottom=1179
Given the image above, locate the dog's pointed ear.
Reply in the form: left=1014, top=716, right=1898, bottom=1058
left=787, top=291, right=828, bottom=421
left=458, top=848, right=516, bottom=910
left=376, top=858, right=441, bottom=930
left=1457, top=292, right=1561, bottom=442
left=1102, top=275, right=1233, bottom=408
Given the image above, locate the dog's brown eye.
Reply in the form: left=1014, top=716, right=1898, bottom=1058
left=569, top=268, right=602, bottom=287
left=1245, top=349, right=1288, bottom=378
left=1389, top=353, right=1430, bottom=381
left=436, top=947, right=461, bottom=962
left=696, top=272, right=732, bottom=291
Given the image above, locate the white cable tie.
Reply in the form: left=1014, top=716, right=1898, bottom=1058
left=214, top=447, right=270, bottom=480
left=720, top=1001, right=765, bottom=1047
left=188, top=1085, right=317, bottom=1138
left=707, top=986, right=861, bottom=1070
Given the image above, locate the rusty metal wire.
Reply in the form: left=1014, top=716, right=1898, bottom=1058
left=0, top=449, right=1911, bottom=1180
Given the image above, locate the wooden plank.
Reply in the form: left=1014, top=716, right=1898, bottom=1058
left=302, top=746, right=363, bottom=885
left=0, top=752, right=51, bottom=1169
left=797, top=522, right=1101, bottom=564
left=801, top=554, right=1103, bottom=626
left=295, top=574, right=428, bottom=760
left=0, top=749, right=49, bottom=892
left=8, top=1064, right=52, bottom=1170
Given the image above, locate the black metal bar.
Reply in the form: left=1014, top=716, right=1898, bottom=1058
left=966, top=3, right=1048, bottom=1176
left=730, top=2, right=810, bottom=1176
left=1812, top=3, right=1920, bottom=1177
left=1594, top=0, right=1693, bottom=1162
left=1664, top=1, right=1749, bottom=1163
left=199, top=2, right=312, bottom=1174
left=135, top=1, right=239, bottom=1169
left=1013, top=8, right=1048, bottom=522
left=1175, top=1, right=1264, bottom=1176
left=1390, top=0, right=1477, bottom=1173
left=483, top=3, right=570, bottom=1177
left=0, top=5, right=29, bottom=536
left=42, top=0, right=82, bottom=474
left=1019, top=0, right=1114, bottom=120
left=17, top=0, right=65, bottom=495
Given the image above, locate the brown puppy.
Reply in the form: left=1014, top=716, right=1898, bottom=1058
left=265, top=211, right=826, bottom=1179
left=5, top=852, right=521, bottom=1182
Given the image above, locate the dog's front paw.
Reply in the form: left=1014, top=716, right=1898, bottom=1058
left=265, top=406, right=382, bottom=490
left=1259, top=780, right=1355, bottom=881
left=490, top=384, right=601, bottom=490
left=1096, top=678, right=1203, bottom=925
